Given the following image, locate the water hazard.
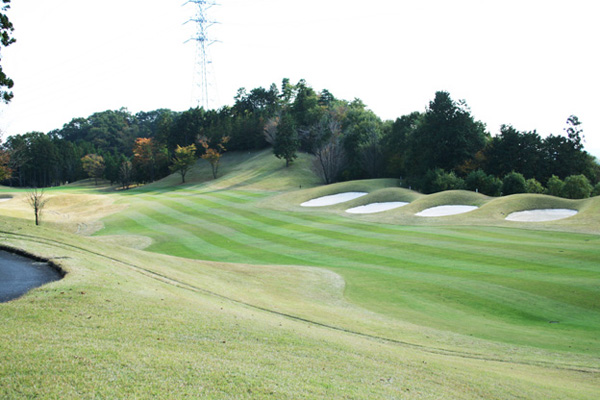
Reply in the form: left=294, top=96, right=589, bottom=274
left=0, top=250, right=64, bottom=302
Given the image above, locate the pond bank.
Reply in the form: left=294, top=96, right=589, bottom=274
left=0, top=249, right=64, bottom=303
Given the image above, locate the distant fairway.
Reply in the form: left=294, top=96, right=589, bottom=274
left=1, top=149, right=599, bottom=399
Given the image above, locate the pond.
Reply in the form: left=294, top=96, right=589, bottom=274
left=0, top=250, right=64, bottom=303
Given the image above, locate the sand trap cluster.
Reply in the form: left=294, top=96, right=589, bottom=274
left=301, top=192, right=368, bottom=207
left=416, top=205, right=478, bottom=217
left=505, top=209, right=578, bottom=222
left=345, top=202, right=409, bottom=214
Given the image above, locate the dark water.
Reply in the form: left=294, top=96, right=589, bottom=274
left=0, top=250, right=63, bottom=302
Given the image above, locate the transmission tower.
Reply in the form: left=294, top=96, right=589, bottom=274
left=185, top=0, right=218, bottom=109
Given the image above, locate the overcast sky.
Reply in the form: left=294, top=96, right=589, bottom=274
left=1, top=0, right=599, bottom=157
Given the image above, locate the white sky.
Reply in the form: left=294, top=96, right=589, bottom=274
left=1, top=0, right=599, bottom=157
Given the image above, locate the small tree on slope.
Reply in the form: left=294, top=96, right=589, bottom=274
left=199, top=136, right=229, bottom=179
left=269, top=112, right=299, bottom=168
left=26, top=188, right=49, bottom=226
left=170, top=144, right=197, bottom=183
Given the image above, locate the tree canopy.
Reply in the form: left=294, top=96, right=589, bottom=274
left=0, top=139, right=10, bottom=180
left=81, top=154, right=105, bottom=185
left=0, top=0, right=15, bottom=103
left=1, top=78, right=597, bottom=199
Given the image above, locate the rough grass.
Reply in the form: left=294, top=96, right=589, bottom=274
left=1, top=150, right=599, bottom=399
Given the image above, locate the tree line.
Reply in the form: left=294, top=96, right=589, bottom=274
left=1, top=79, right=599, bottom=198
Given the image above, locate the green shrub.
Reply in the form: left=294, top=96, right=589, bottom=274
left=502, top=172, right=526, bottom=195
left=465, top=170, right=501, bottom=196
left=525, top=178, right=545, bottom=194
left=593, top=182, right=600, bottom=197
left=546, top=175, right=564, bottom=197
left=484, top=176, right=503, bottom=197
left=422, top=169, right=465, bottom=194
left=562, top=174, right=593, bottom=199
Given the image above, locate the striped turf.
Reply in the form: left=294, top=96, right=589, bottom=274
left=97, top=183, right=600, bottom=356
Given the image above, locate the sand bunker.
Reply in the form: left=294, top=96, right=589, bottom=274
left=416, top=205, right=478, bottom=217
left=301, top=192, right=368, bottom=207
left=0, top=198, right=11, bottom=203
left=346, top=202, right=409, bottom=214
left=505, top=209, right=578, bottom=222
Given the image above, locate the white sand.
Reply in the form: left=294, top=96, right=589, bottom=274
left=505, top=209, right=578, bottom=222
left=0, top=198, right=11, bottom=203
left=301, top=192, right=368, bottom=207
left=416, top=205, right=478, bottom=217
left=345, top=202, right=409, bottom=214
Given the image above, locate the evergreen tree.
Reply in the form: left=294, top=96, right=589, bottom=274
left=272, top=112, right=299, bottom=168
left=408, top=91, right=488, bottom=177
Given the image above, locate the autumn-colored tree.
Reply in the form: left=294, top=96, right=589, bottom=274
left=170, top=143, right=197, bottom=183
left=199, top=136, right=229, bottom=179
left=81, top=153, right=105, bottom=185
left=132, top=137, right=168, bottom=183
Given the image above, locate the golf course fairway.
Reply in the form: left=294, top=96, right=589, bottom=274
left=1, top=150, right=598, bottom=399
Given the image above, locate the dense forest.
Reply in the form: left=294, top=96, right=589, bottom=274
left=1, top=78, right=599, bottom=198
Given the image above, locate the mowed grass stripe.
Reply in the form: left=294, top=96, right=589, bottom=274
left=99, top=188, right=600, bottom=350
left=160, top=185, right=599, bottom=258
left=101, top=210, right=245, bottom=262
left=140, top=197, right=412, bottom=268
left=124, top=194, right=600, bottom=275
left=135, top=193, right=600, bottom=301
left=105, top=193, right=600, bottom=320
left=159, top=189, right=268, bottom=204
left=297, top=211, right=598, bottom=250
left=148, top=197, right=600, bottom=317
left=298, top=214, right=600, bottom=266
left=102, top=201, right=283, bottom=263
left=187, top=193, right=600, bottom=270
left=171, top=195, right=600, bottom=282
left=124, top=202, right=324, bottom=266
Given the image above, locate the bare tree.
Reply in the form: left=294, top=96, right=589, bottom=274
left=360, top=125, right=383, bottom=179
left=119, top=160, right=133, bottom=190
left=264, top=116, right=279, bottom=145
left=311, top=116, right=346, bottom=184
left=26, top=188, right=49, bottom=226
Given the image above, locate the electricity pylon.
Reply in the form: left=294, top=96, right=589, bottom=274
left=185, top=0, right=217, bottom=110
